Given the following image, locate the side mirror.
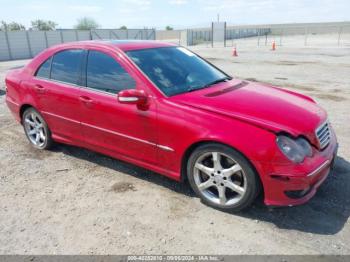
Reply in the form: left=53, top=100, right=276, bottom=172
left=118, top=89, right=148, bottom=107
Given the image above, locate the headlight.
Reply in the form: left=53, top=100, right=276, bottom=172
left=276, top=135, right=312, bottom=163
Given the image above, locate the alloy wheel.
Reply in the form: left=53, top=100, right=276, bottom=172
left=24, top=112, right=47, bottom=148
left=193, top=151, right=247, bottom=206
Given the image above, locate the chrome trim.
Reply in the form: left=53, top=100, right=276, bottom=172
left=307, top=160, right=330, bottom=177
left=82, top=122, right=155, bottom=146
left=315, top=120, right=331, bottom=149
left=42, top=111, right=80, bottom=124
left=42, top=111, right=174, bottom=151
left=84, top=86, right=116, bottom=97
left=82, top=122, right=174, bottom=152
left=118, top=96, right=138, bottom=102
left=35, top=76, right=81, bottom=89
left=35, top=76, right=117, bottom=97
left=157, top=145, right=175, bottom=152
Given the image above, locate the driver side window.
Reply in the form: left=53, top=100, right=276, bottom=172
left=86, top=50, right=136, bottom=94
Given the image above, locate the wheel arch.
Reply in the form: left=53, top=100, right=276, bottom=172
left=19, top=104, right=35, bottom=123
left=180, top=140, right=264, bottom=197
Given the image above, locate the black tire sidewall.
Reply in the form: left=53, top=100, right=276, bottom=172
left=187, top=143, right=260, bottom=212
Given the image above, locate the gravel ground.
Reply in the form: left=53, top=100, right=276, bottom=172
left=0, top=40, right=350, bottom=255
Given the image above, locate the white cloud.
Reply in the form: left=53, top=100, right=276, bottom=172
left=200, top=0, right=275, bottom=11
left=123, top=0, right=151, bottom=6
left=169, top=0, right=188, bottom=5
left=69, top=5, right=103, bottom=13
left=119, top=8, right=134, bottom=14
left=22, top=2, right=50, bottom=11
left=120, top=0, right=151, bottom=11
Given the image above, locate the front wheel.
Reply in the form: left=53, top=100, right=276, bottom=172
left=23, top=107, right=53, bottom=150
left=187, top=143, right=260, bottom=211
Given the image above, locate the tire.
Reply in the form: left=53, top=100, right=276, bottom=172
left=187, top=143, right=260, bottom=212
left=22, top=107, right=53, bottom=150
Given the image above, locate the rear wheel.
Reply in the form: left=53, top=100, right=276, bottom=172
left=187, top=143, right=260, bottom=211
left=23, top=108, right=53, bottom=150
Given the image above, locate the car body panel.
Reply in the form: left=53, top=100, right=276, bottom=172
left=27, top=77, right=83, bottom=143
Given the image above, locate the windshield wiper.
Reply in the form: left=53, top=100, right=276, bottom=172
left=187, top=76, right=232, bottom=92
left=203, top=76, right=232, bottom=88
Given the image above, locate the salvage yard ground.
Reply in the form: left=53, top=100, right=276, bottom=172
left=0, top=39, right=350, bottom=254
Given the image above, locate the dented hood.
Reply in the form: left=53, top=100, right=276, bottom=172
left=170, top=79, right=327, bottom=146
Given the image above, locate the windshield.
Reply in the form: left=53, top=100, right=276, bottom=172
left=126, top=47, right=230, bottom=96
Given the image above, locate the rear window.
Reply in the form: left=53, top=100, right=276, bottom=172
left=51, top=49, right=84, bottom=85
left=35, top=57, right=52, bottom=79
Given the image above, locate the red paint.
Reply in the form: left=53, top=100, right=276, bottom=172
left=5, top=40, right=337, bottom=207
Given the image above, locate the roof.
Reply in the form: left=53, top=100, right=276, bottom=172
left=107, top=40, right=177, bottom=51
left=56, top=40, right=177, bottom=52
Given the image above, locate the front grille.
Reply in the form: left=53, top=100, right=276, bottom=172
left=315, top=121, right=331, bottom=149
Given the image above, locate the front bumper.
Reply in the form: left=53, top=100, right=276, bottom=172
left=256, top=131, right=338, bottom=207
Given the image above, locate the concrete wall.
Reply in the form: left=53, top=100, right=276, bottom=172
left=0, top=29, right=156, bottom=61
left=156, top=30, right=182, bottom=40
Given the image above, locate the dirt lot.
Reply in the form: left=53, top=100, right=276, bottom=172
left=0, top=41, right=350, bottom=254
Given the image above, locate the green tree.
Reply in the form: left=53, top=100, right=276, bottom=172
left=0, top=21, right=26, bottom=31
left=119, top=25, right=127, bottom=30
left=165, top=25, right=173, bottom=31
left=74, top=17, right=99, bottom=30
left=31, top=19, right=57, bottom=30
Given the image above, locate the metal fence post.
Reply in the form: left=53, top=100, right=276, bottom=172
left=224, top=22, right=227, bottom=47
left=60, top=30, right=64, bottom=43
left=304, top=27, right=308, bottom=46
left=187, top=29, right=190, bottom=46
left=191, top=30, right=193, bottom=46
left=44, top=31, right=49, bottom=48
left=257, top=28, right=260, bottom=46
left=4, top=31, right=13, bottom=60
left=75, top=30, right=79, bottom=41
left=211, top=22, right=213, bottom=47
left=280, top=28, right=283, bottom=46
left=338, top=26, right=343, bottom=46
left=25, top=31, right=33, bottom=58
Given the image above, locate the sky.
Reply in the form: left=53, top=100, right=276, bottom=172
left=0, top=0, right=349, bottom=29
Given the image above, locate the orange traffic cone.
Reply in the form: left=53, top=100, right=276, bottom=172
left=272, top=41, right=276, bottom=51
left=232, top=47, right=238, bottom=56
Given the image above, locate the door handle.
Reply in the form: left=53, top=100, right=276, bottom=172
left=79, top=95, right=93, bottom=106
left=34, top=84, right=46, bottom=93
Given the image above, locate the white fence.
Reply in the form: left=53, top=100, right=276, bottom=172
left=186, top=28, right=270, bottom=46
left=0, top=29, right=156, bottom=61
left=158, top=22, right=350, bottom=47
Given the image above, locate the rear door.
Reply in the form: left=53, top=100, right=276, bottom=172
left=78, top=49, right=158, bottom=164
left=31, top=49, right=85, bottom=142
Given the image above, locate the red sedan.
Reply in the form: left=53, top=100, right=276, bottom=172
left=5, top=40, right=338, bottom=211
